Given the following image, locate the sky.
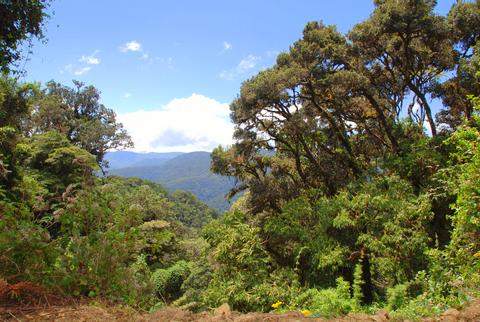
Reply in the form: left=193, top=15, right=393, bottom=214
left=21, top=0, right=457, bottom=152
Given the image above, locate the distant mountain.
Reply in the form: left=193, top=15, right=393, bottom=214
left=105, top=151, right=237, bottom=212
left=105, top=151, right=183, bottom=169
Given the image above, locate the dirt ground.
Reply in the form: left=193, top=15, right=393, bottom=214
left=1, top=279, right=480, bottom=322
left=1, top=300, right=480, bottom=322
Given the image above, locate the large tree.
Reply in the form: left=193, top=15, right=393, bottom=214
left=0, top=0, right=51, bottom=74
left=433, top=1, right=480, bottom=128
left=349, top=0, right=456, bottom=137
left=28, top=80, right=133, bottom=170
left=210, top=0, right=478, bottom=303
left=212, top=0, right=476, bottom=209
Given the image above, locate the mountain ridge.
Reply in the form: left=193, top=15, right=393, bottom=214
left=105, top=151, right=236, bottom=211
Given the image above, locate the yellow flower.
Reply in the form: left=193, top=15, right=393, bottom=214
left=302, top=309, right=312, bottom=316
left=271, top=301, right=284, bottom=309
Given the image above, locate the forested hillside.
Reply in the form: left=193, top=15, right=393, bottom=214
left=107, top=151, right=237, bottom=211
left=104, top=151, right=183, bottom=170
left=1, top=0, right=480, bottom=321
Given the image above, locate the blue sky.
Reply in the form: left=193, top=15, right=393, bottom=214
left=21, top=0, right=457, bottom=152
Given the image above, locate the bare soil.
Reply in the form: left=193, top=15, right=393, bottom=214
left=2, top=301, right=480, bottom=322
left=1, top=280, right=480, bottom=321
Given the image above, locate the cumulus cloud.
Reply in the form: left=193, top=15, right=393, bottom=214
left=79, top=50, right=100, bottom=65
left=223, top=41, right=232, bottom=50
left=117, top=94, right=234, bottom=152
left=121, top=40, right=142, bottom=52
left=219, top=54, right=261, bottom=80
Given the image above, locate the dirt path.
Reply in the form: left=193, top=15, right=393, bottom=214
left=1, top=300, right=480, bottom=322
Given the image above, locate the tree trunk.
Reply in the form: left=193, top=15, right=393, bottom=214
left=361, top=249, right=374, bottom=304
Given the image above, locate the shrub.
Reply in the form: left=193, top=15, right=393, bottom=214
left=151, top=260, right=190, bottom=301
left=291, top=278, right=354, bottom=318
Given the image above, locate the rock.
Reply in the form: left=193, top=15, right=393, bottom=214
left=214, top=303, right=232, bottom=318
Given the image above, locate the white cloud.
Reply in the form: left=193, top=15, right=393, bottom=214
left=223, top=41, right=232, bottom=50
left=74, top=66, right=91, bottom=75
left=124, top=92, right=132, bottom=98
left=118, top=94, right=233, bottom=152
left=79, top=50, right=100, bottom=65
left=238, top=54, right=260, bottom=71
left=62, top=50, right=100, bottom=75
left=121, top=40, right=142, bottom=52
left=219, top=54, right=261, bottom=80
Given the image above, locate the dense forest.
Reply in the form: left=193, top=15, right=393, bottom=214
left=1, top=0, right=480, bottom=320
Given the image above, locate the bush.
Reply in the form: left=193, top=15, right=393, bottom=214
left=0, top=202, right=58, bottom=285
left=199, top=267, right=301, bottom=313
left=291, top=278, right=354, bottom=318
left=387, top=283, right=409, bottom=311
left=151, top=260, right=191, bottom=301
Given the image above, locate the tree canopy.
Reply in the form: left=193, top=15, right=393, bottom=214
left=0, top=0, right=51, bottom=74
left=210, top=0, right=480, bottom=310
left=28, top=80, right=133, bottom=170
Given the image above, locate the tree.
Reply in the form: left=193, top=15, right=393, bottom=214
left=0, top=77, right=36, bottom=196
left=212, top=23, right=369, bottom=211
left=210, top=0, right=479, bottom=307
left=170, top=190, right=219, bottom=228
left=260, top=176, right=432, bottom=304
left=349, top=0, right=456, bottom=137
left=433, top=1, right=480, bottom=128
left=212, top=17, right=440, bottom=210
left=29, top=80, right=133, bottom=170
left=26, top=131, right=98, bottom=192
left=0, top=0, right=51, bottom=74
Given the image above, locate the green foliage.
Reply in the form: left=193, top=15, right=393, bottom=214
left=446, top=124, right=480, bottom=253
left=193, top=211, right=302, bottom=312
left=29, top=80, right=133, bottom=169
left=387, top=283, right=410, bottom=311
left=352, top=262, right=364, bottom=311
left=0, top=78, right=37, bottom=195
left=0, top=168, right=216, bottom=308
left=290, top=278, right=355, bottom=318
left=27, top=131, right=99, bottom=189
left=0, top=0, right=51, bottom=74
left=170, top=190, right=219, bottom=228
left=151, top=260, right=190, bottom=301
left=174, top=256, right=213, bottom=311
left=2, top=1, right=480, bottom=319
left=0, top=202, right=58, bottom=283
left=263, top=175, right=432, bottom=302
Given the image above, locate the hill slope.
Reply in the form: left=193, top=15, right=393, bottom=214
left=105, top=151, right=183, bottom=169
left=106, top=151, right=236, bottom=211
